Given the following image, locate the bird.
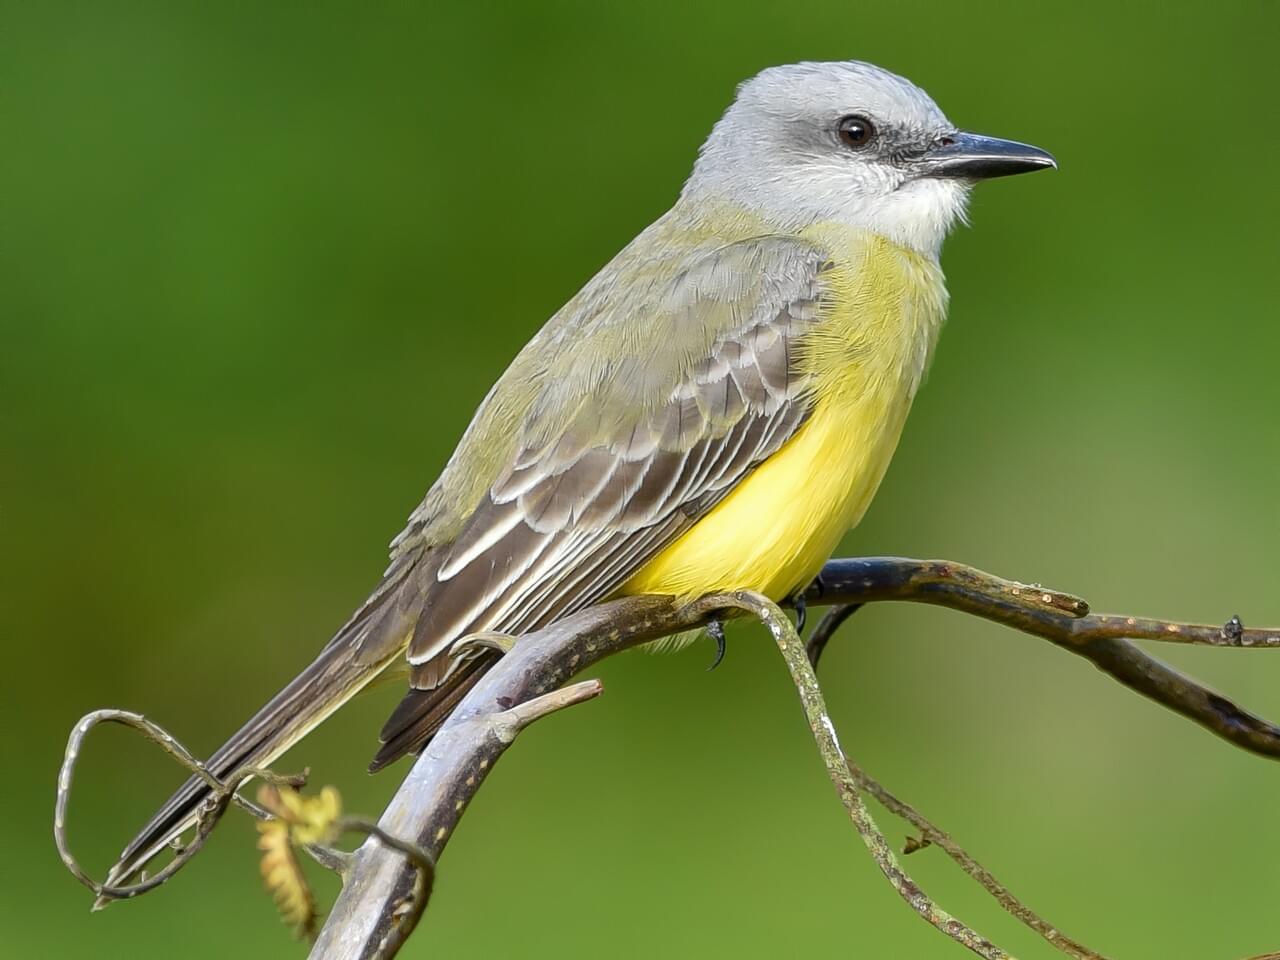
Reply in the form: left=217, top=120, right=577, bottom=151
left=103, top=60, right=1054, bottom=891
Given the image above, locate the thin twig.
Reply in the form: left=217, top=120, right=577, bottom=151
left=808, top=559, right=1280, bottom=760
left=329, top=816, right=436, bottom=951
left=858, top=772, right=1104, bottom=960
left=302, top=841, right=353, bottom=876
left=493, top=680, right=605, bottom=741
left=807, top=601, right=863, bottom=668
left=806, top=600, right=1104, bottom=956
left=55, top=709, right=302, bottom=906
left=55, top=709, right=418, bottom=914
left=701, top=590, right=1012, bottom=960
left=806, top=557, right=1280, bottom=648
left=805, top=593, right=1118, bottom=957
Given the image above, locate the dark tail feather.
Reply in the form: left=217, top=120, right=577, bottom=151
left=101, top=623, right=406, bottom=897
left=368, top=652, right=498, bottom=772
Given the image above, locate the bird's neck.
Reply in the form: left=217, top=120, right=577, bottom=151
left=799, top=222, right=950, bottom=403
left=678, top=178, right=969, bottom=261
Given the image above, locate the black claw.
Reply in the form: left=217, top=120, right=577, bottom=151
left=706, top=619, right=727, bottom=671
left=793, top=593, right=808, bottom=635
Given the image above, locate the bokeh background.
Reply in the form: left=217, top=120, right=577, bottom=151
left=4, top=2, right=1278, bottom=957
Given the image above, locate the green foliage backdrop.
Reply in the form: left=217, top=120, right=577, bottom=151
left=3, top=2, right=1278, bottom=957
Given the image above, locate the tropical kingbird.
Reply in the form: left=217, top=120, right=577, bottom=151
left=105, top=60, right=1053, bottom=888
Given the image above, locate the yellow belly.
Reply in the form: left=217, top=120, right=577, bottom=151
left=620, top=227, right=946, bottom=602
left=620, top=379, right=910, bottom=600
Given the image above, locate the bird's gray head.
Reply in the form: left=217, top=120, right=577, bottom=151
left=682, top=61, right=1054, bottom=258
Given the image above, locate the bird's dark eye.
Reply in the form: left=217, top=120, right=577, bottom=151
left=837, top=115, right=876, bottom=149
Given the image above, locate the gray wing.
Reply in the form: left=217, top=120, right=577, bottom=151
left=411, top=235, right=831, bottom=669
left=376, top=235, right=834, bottom=761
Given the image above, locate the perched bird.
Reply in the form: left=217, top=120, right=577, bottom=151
left=104, top=60, right=1053, bottom=890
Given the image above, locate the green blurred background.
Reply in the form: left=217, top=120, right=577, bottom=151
left=4, top=2, right=1278, bottom=957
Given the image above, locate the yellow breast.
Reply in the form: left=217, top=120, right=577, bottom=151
left=621, top=226, right=947, bottom=602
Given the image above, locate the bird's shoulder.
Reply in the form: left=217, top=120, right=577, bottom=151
left=391, top=206, right=849, bottom=557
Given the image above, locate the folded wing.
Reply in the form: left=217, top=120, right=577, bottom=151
left=374, top=234, right=835, bottom=766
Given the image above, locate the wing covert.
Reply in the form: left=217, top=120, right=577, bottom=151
left=398, top=234, right=835, bottom=691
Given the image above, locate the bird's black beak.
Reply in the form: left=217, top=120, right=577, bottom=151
left=913, top=132, right=1056, bottom=180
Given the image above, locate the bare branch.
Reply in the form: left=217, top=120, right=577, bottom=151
left=60, top=557, right=1280, bottom=956
left=701, top=590, right=1016, bottom=960
left=54, top=709, right=420, bottom=916
left=309, top=557, right=1280, bottom=958
left=494, top=680, right=605, bottom=740
left=808, top=558, right=1280, bottom=648
left=803, top=593, right=1105, bottom=956
left=311, top=659, right=620, bottom=958
left=857, top=772, right=1103, bottom=959
left=55, top=709, right=303, bottom=907
left=807, top=601, right=863, bottom=667
left=287, top=693, right=589, bottom=952
left=808, top=558, right=1280, bottom=760
left=322, top=816, right=437, bottom=948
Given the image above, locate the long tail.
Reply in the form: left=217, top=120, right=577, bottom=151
left=101, top=567, right=420, bottom=897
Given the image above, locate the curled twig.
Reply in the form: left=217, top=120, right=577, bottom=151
left=54, top=705, right=432, bottom=934
left=55, top=709, right=302, bottom=907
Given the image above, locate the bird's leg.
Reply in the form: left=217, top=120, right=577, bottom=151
left=789, top=573, right=823, bottom=635
left=449, top=631, right=519, bottom=659
left=792, top=593, right=808, bottom=635
left=707, top=575, right=820, bottom=671
left=706, top=619, right=727, bottom=671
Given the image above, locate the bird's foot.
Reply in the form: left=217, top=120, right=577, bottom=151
left=450, top=631, right=519, bottom=659
left=789, top=577, right=822, bottom=635
left=706, top=619, right=727, bottom=671
left=791, top=594, right=808, bottom=635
